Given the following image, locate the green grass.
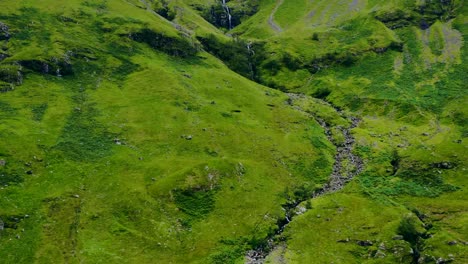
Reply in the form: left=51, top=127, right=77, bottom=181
left=0, top=0, right=466, bottom=263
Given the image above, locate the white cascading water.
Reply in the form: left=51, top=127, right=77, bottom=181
left=221, top=0, right=232, bottom=29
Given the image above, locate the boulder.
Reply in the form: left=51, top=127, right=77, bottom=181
left=0, top=22, right=10, bottom=41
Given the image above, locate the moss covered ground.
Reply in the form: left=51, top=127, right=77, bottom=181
left=0, top=0, right=466, bottom=263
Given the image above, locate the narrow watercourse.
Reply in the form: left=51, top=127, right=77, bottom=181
left=245, top=94, right=364, bottom=264
left=221, top=0, right=233, bottom=30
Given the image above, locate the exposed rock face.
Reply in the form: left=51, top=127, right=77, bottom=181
left=129, top=28, right=198, bottom=57
left=0, top=22, right=10, bottom=40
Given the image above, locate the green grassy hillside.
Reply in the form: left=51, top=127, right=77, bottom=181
left=0, top=0, right=466, bottom=263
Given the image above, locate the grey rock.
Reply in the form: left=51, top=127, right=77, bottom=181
left=357, top=240, right=373, bottom=246
left=0, top=22, right=10, bottom=40
left=0, top=159, right=5, bottom=166
left=374, top=250, right=386, bottom=258
left=393, top=235, right=404, bottom=240
left=447, top=240, right=457, bottom=245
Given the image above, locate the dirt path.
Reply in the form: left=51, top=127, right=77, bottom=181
left=245, top=94, right=364, bottom=263
left=268, top=0, right=284, bottom=32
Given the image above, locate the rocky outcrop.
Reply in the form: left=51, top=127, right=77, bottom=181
left=19, top=54, right=74, bottom=76
left=0, top=64, right=22, bottom=92
left=0, top=22, right=10, bottom=41
left=129, top=28, right=198, bottom=57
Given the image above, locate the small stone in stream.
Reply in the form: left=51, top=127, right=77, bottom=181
left=357, top=240, right=373, bottom=246
left=447, top=240, right=457, bottom=245
left=393, top=235, right=404, bottom=240
left=0, top=160, right=5, bottom=166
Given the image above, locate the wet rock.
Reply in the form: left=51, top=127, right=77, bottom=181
left=357, top=240, right=373, bottom=246
left=0, top=22, right=10, bottom=41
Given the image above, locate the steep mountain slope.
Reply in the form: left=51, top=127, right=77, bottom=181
left=0, top=0, right=466, bottom=263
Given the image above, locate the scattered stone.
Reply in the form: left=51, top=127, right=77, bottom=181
left=72, top=194, right=80, bottom=198
left=26, top=170, right=33, bottom=175
left=185, top=135, right=193, bottom=140
left=433, top=162, right=454, bottom=169
left=436, top=257, right=449, bottom=264
left=0, top=159, right=5, bottom=166
left=316, top=214, right=321, bottom=218
left=447, top=240, right=457, bottom=246
left=357, top=240, right=373, bottom=246
left=337, top=238, right=350, bottom=243
left=113, top=138, right=122, bottom=145
left=422, top=132, right=430, bottom=136
left=379, top=242, right=387, bottom=251
left=374, top=250, right=386, bottom=258
left=393, top=235, right=404, bottom=240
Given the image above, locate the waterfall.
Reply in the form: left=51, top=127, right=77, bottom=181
left=221, top=0, right=232, bottom=30
left=246, top=41, right=255, bottom=79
